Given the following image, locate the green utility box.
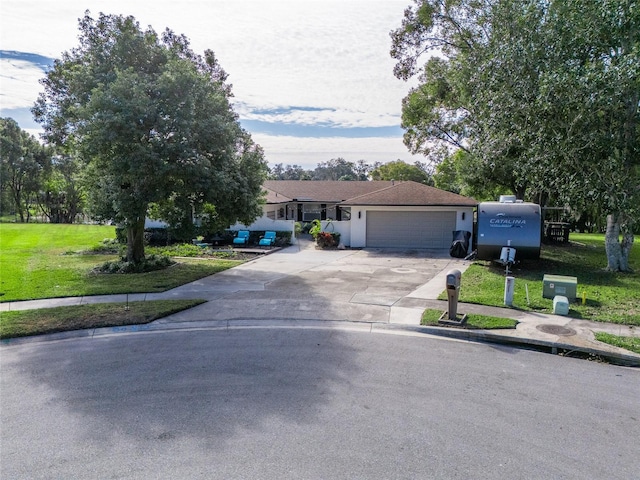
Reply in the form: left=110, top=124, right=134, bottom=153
left=543, top=274, right=577, bottom=300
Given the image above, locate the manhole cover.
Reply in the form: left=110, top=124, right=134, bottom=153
left=536, top=324, right=576, bottom=336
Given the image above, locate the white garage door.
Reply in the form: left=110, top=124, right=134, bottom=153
left=366, top=211, right=456, bottom=248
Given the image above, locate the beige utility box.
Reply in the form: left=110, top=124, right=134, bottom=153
left=543, top=274, right=577, bottom=300
left=553, top=295, right=570, bottom=315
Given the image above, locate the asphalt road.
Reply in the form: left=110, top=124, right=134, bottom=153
left=2, top=328, right=639, bottom=479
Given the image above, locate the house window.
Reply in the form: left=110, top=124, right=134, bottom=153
left=299, top=203, right=323, bottom=222
left=302, top=211, right=321, bottom=221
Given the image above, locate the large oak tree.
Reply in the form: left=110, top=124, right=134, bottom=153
left=391, top=0, right=639, bottom=271
left=33, top=12, right=267, bottom=263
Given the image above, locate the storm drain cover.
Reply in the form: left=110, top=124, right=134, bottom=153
left=536, top=324, right=576, bottom=336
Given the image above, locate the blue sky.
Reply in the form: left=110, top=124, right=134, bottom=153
left=0, top=0, right=419, bottom=170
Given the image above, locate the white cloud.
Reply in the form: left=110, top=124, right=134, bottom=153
left=0, top=59, right=46, bottom=109
left=1, top=0, right=421, bottom=165
left=1, top=0, right=414, bottom=122
left=236, top=102, right=400, bottom=129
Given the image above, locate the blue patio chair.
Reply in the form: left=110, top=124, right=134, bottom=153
left=233, top=230, right=249, bottom=245
left=258, top=231, right=276, bottom=247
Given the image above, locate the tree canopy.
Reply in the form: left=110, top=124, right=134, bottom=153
left=0, top=118, right=48, bottom=222
left=370, top=159, right=432, bottom=184
left=267, top=158, right=434, bottom=183
left=391, top=0, right=639, bottom=270
left=33, top=12, right=267, bottom=262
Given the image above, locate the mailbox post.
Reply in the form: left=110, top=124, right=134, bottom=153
left=439, top=269, right=467, bottom=325
left=446, top=269, right=461, bottom=320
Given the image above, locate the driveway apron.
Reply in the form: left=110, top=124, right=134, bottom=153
left=155, top=238, right=470, bottom=325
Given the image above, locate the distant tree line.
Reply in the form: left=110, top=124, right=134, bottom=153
left=1, top=117, right=83, bottom=224
left=268, top=158, right=433, bottom=184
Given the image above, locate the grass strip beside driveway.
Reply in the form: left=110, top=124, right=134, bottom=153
left=444, top=235, right=640, bottom=325
left=595, top=332, right=640, bottom=355
left=0, top=299, right=206, bottom=339
left=421, top=309, right=518, bottom=329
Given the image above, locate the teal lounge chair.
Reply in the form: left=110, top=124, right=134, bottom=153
left=259, top=231, right=276, bottom=247
left=233, top=230, right=249, bottom=245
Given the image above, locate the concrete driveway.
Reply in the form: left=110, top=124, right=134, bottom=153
left=154, top=238, right=470, bottom=326
left=8, top=237, right=638, bottom=366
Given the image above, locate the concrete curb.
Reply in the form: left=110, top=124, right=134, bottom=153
left=3, top=317, right=639, bottom=367
left=408, top=324, right=640, bottom=367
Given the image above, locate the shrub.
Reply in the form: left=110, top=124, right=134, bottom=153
left=86, top=238, right=123, bottom=255
left=115, top=227, right=127, bottom=244
left=275, top=231, right=292, bottom=246
left=145, top=228, right=170, bottom=246
left=150, top=244, right=205, bottom=257
left=204, top=231, right=234, bottom=245
left=95, top=254, right=175, bottom=274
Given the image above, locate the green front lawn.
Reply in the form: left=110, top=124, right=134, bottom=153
left=0, top=299, right=205, bottom=339
left=0, top=224, right=243, bottom=302
left=594, top=332, right=640, bottom=355
left=449, top=234, right=640, bottom=325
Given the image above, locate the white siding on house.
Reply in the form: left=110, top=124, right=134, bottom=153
left=455, top=208, right=474, bottom=234
left=317, top=220, right=351, bottom=246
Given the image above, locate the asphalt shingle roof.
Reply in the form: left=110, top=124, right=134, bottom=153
left=341, top=181, right=477, bottom=206
left=263, top=180, right=476, bottom=206
left=263, top=180, right=395, bottom=203
left=263, top=187, right=292, bottom=204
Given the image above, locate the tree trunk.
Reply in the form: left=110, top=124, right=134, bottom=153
left=605, top=214, right=634, bottom=272
left=126, top=217, right=146, bottom=264
left=12, top=188, right=25, bottom=223
left=620, top=231, right=634, bottom=272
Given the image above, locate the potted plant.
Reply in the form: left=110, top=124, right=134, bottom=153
left=310, top=220, right=341, bottom=249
